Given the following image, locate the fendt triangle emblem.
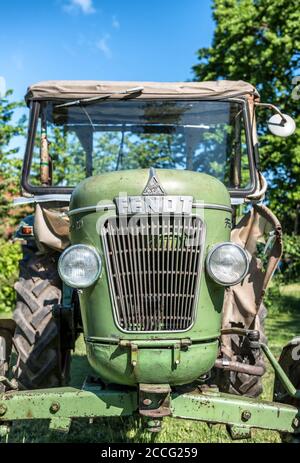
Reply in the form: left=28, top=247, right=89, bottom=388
left=142, top=167, right=166, bottom=196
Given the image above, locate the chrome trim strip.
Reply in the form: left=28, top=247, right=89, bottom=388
left=193, top=203, right=232, bottom=213
left=58, top=244, right=102, bottom=288
left=68, top=203, right=115, bottom=216
left=230, top=198, right=245, bottom=205
left=13, top=194, right=71, bottom=206
left=68, top=202, right=232, bottom=216
left=85, top=335, right=220, bottom=345
left=14, top=195, right=240, bottom=210
left=206, top=242, right=250, bottom=286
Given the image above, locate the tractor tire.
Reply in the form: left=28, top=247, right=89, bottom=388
left=217, top=304, right=268, bottom=398
left=12, top=247, right=70, bottom=390
left=0, top=320, right=15, bottom=392
left=273, top=337, right=300, bottom=443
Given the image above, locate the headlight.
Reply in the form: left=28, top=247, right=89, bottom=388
left=58, top=244, right=102, bottom=288
left=206, top=242, right=249, bottom=286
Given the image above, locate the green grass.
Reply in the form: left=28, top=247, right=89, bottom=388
left=1, top=283, right=300, bottom=443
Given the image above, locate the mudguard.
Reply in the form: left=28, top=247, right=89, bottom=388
left=0, top=319, right=16, bottom=391
left=274, top=337, right=300, bottom=407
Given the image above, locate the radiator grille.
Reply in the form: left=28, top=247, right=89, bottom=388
left=102, top=215, right=204, bottom=332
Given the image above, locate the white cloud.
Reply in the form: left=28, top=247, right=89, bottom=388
left=64, top=0, right=96, bottom=15
left=96, top=34, right=111, bottom=58
left=112, top=15, right=120, bottom=29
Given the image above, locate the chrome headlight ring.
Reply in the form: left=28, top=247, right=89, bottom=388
left=58, top=244, right=102, bottom=288
left=206, top=242, right=249, bottom=286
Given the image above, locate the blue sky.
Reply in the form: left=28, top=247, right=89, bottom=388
left=0, top=0, right=214, bottom=101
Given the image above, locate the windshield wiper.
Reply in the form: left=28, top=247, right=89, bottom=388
left=55, top=87, right=144, bottom=109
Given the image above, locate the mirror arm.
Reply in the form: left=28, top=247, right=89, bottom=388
left=254, top=102, right=287, bottom=125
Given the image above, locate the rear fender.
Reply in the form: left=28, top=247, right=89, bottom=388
left=273, top=337, right=300, bottom=407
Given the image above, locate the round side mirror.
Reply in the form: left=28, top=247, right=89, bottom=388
left=267, top=114, right=296, bottom=137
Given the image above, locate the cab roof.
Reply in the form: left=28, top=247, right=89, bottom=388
left=25, top=80, right=259, bottom=105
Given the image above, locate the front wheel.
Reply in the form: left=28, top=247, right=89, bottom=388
left=12, top=247, right=71, bottom=389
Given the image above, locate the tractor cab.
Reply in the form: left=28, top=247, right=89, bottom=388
left=22, top=80, right=263, bottom=200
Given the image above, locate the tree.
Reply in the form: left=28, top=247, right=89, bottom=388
left=0, top=90, right=27, bottom=237
left=193, top=0, right=300, bottom=233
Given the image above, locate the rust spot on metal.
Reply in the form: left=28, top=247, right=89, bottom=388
left=50, top=402, right=60, bottom=414
left=143, top=399, right=152, bottom=406
left=0, top=404, right=7, bottom=416
left=241, top=410, right=251, bottom=422
left=1, top=392, right=15, bottom=400
left=26, top=409, right=33, bottom=419
left=198, top=399, right=213, bottom=408
left=139, top=384, right=171, bottom=418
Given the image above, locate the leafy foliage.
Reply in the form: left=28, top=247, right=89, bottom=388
left=193, top=0, right=300, bottom=233
left=264, top=233, right=300, bottom=313
left=0, top=240, right=21, bottom=313
left=0, top=90, right=27, bottom=237
left=280, top=234, right=300, bottom=282
left=0, top=91, right=28, bottom=314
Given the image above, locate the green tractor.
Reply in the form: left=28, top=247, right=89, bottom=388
left=0, top=80, right=299, bottom=440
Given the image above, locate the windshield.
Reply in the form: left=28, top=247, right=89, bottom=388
left=28, top=99, right=252, bottom=190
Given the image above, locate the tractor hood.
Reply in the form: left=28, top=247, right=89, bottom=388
left=69, top=169, right=231, bottom=211
left=68, top=168, right=232, bottom=386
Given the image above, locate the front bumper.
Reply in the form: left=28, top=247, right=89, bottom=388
left=0, top=381, right=299, bottom=437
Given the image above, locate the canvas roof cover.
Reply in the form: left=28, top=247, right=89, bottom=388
left=25, top=80, right=259, bottom=105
